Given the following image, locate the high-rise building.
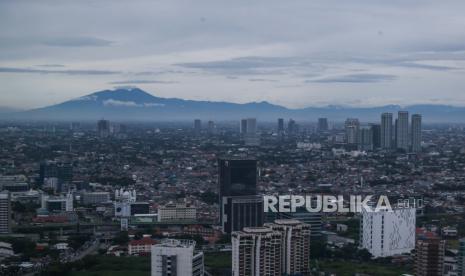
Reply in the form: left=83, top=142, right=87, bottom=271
left=97, top=119, right=110, bottom=138
left=246, top=118, right=256, bottom=134
left=39, top=161, right=73, bottom=186
left=370, top=124, right=381, bottom=149
left=194, top=119, right=201, bottom=132
left=458, top=238, right=465, bottom=276
left=359, top=125, right=374, bottom=151
left=396, top=111, right=409, bottom=150
left=360, top=207, right=416, bottom=258
left=221, top=195, right=264, bottom=234
left=277, top=118, right=284, bottom=134
left=381, top=113, right=393, bottom=149
left=318, top=118, right=329, bottom=132
left=218, top=159, right=260, bottom=233
left=265, top=219, right=311, bottom=275
left=411, top=114, right=422, bottom=152
left=414, top=237, right=445, bottom=276
left=240, top=119, right=247, bottom=134
left=207, top=120, right=215, bottom=133
left=288, top=119, right=297, bottom=135
left=232, top=219, right=311, bottom=276
left=218, top=159, right=257, bottom=198
left=345, top=118, right=360, bottom=144
left=232, top=227, right=282, bottom=276
left=151, top=239, right=204, bottom=276
left=0, top=191, right=11, bottom=234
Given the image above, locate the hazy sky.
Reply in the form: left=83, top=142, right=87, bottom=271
left=2, top=0, right=465, bottom=109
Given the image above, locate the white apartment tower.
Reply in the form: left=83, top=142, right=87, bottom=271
left=151, top=239, right=204, bottom=276
left=360, top=207, right=416, bottom=258
left=0, top=191, right=11, bottom=234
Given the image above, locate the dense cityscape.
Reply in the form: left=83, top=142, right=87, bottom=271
left=1, top=109, right=465, bottom=275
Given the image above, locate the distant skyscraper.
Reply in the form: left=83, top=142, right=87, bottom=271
left=414, top=237, right=445, bottom=276
left=345, top=118, right=360, bottom=144
left=277, top=118, right=284, bottom=134
left=396, top=111, right=409, bottom=150
left=0, top=191, right=11, bottom=234
left=360, top=207, right=416, bottom=257
left=207, top=120, right=215, bottom=133
left=194, top=119, right=201, bottom=132
left=151, top=239, right=204, bottom=276
left=97, top=119, right=110, bottom=138
left=288, top=119, right=297, bottom=135
left=370, top=123, right=381, bottom=149
left=359, top=125, right=373, bottom=151
left=218, top=159, right=259, bottom=233
left=318, top=118, right=329, bottom=132
left=411, top=114, right=422, bottom=152
left=240, top=119, right=247, bottom=134
left=246, top=118, right=256, bottom=134
left=381, top=113, right=393, bottom=149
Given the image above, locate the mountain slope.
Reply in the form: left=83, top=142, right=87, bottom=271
left=3, top=87, right=465, bottom=122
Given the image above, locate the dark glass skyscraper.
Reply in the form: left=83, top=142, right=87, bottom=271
left=218, top=159, right=262, bottom=233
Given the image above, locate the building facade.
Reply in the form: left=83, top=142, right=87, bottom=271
left=151, top=239, right=204, bottom=276
left=0, top=191, right=11, bottom=234
left=411, top=114, right=422, bottom=152
left=414, top=237, right=445, bottom=276
left=381, top=113, right=393, bottom=149
left=157, top=203, right=196, bottom=222
left=396, top=111, right=409, bottom=150
left=360, top=207, right=416, bottom=258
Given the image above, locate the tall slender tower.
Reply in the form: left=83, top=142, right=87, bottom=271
left=411, top=114, right=422, bottom=152
left=0, top=191, right=11, bottom=234
left=380, top=113, right=393, bottom=149
left=396, top=111, right=409, bottom=150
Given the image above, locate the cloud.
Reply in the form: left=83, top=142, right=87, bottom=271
left=248, top=78, right=279, bottom=82
left=307, top=74, right=397, bottom=83
left=102, top=99, right=165, bottom=107
left=41, top=36, right=113, bottom=47
left=109, top=80, right=178, bottom=84
left=0, top=67, right=120, bottom=75
left=36, top=64, right=66, bottom=68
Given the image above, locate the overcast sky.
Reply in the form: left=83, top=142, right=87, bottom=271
left=2, top=0, right=465, bottom=109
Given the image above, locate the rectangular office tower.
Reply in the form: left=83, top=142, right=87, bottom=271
left=151, top=239, right=204, bottom=276
left=381, top=113, right=393, bottom=149
left=219, top=159, right=257, bottom=198
left=219, top=159, right=260, bottom=233
left=345, top=118, right=360, bottom=144
left=411, top=114, right=422, bottom=152
left=277, top=118, right=284, bottom=134
left=317, top=118, right=328, bottom=132
left=396, top=111, right=409, bottom=150
left=222, top=195, right=264, bottom=234
left=360, top=207, right=416, bottom=258
left=414, top=237, right=445, bottom=276
left=0, top=191, right=11, bottom=234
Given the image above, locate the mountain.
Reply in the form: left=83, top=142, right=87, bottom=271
left=3, top=87, right=465, bottom=122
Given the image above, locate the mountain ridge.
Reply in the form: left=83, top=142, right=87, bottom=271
left=2, top=87, right=465, bottom=122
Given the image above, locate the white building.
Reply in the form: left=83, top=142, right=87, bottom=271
left=151, top=239, right=204, bottom=276
left=81, top=192, right=110, bottom=205
left=0, top=192, right=11, bottom=234
left=42, top=193, right=73, bottom=212
left=360, top=207, right=416, bottom=258
left=157, top=203, right=196, bottom=222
